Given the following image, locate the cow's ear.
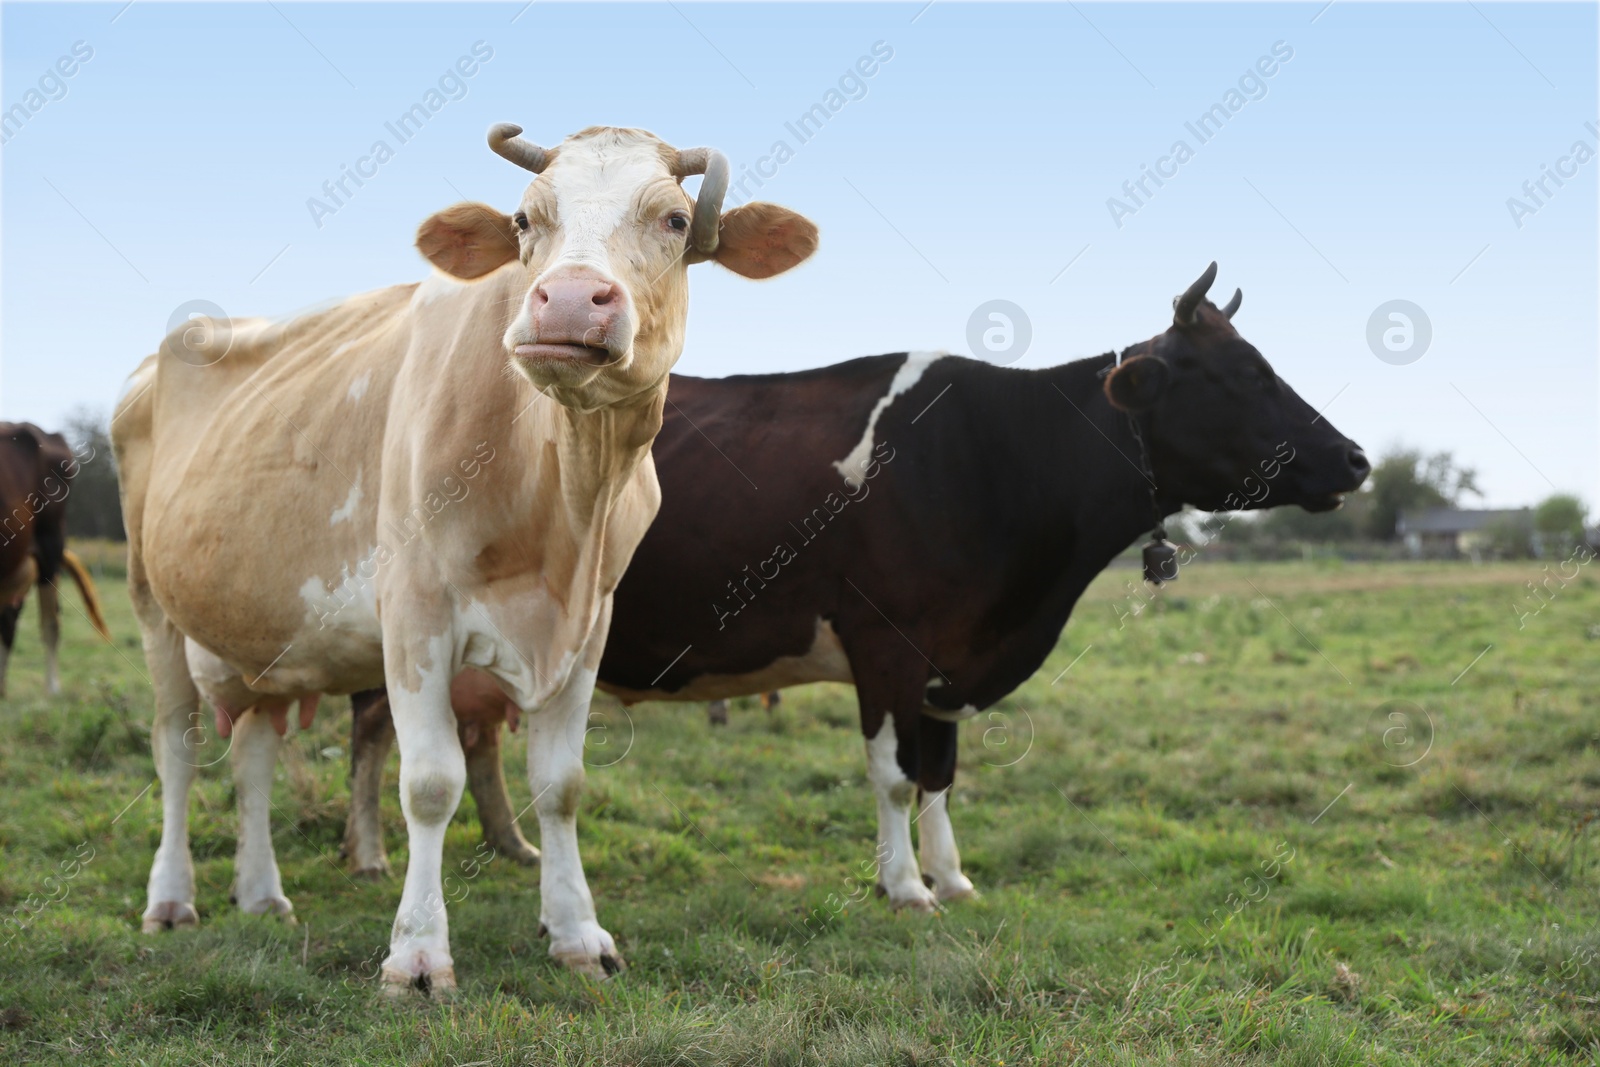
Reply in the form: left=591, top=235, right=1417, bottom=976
left=1103, top=355, right=1170, bottom=412
left=416, top=203, right=520, bottom=280
left=710, top=202, right=819, bottom=279
left=2, top=423, right=42, bottom=455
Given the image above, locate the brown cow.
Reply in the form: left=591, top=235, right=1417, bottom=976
left=114, top=123, right=816, bottom=991
left=0, top=422, right=111, bottom=696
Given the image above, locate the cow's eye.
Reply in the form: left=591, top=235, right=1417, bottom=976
left=668, top=213, right=689, bottom=233
left=514, top=212, right=530, bottom=232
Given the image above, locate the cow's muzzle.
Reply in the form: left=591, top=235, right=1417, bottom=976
left=1300, top=446, right=1371, bottom=512
left=517, top=269, right=626, bottom=367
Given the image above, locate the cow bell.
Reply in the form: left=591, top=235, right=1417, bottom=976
left=1142, top=531, right=1178, bottom=584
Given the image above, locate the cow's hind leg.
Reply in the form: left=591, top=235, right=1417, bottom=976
left=37, top=578, right=60, bottom=696
left=230, top=703, right=294, bottom=919
left=140, top=617, right=204, bottom=932
left=344, top=689, right=395, bottom=878
left=914, top=715, right=976, bottom=902
left=464, top=720, right=539, bottom=866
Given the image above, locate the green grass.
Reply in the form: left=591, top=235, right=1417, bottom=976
left=2, top=560, right=1598, bottom=1064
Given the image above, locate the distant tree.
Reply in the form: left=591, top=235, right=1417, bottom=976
left=1534, top=493, right=1587, bottom=557
left=1364, top=448, right=1481, bottom=540
left=60, top=408, right=125, bottom=541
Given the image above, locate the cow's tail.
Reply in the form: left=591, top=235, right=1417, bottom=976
left=59, top=549, right=111, bottom=641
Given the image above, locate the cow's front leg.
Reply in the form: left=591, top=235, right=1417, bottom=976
left=914, top=714, right=976, bottom=901
left=230, top=704, right=294, bottom=919
left=849, top=643, right=941, bottom=912
left=527, top=624, right=621, bottom=976
left=865, top=713, right=940, bottom=912
left=380, top=632, right=466, bottom=997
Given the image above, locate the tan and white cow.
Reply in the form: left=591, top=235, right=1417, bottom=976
left=113, top=124, right=817, bottom=991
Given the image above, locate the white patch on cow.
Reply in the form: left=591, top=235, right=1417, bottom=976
left=833, top=351, right=947, bottom=488
left=346, top=369, right=369, bottom=401
left=329, top=471, right=362, bottom=526
left=457, top=591, right=592, bottom=712
left=501, top=133, right=666, bottom=360
left=185, top=637, right=255, bottom=713
left=298, top=548, right=383, bottom=643
left=412, top=272, right=466, bottom=307
left=547, top=137, right=667, bottom=275
left=865, top=717, right=939, bottom=911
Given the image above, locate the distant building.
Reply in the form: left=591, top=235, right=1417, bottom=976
left=1396, top=507, right=1532, bottom=559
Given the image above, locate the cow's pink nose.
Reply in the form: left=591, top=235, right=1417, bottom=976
left=532, top=275, right=620, bottom=349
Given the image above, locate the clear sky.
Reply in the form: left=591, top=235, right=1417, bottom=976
left=3, top=2, right=1595, bottom=509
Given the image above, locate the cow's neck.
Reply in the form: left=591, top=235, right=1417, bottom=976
left=401, top=271, right=668, bottom=629
left=487, top=375, right=666, bottom=603
left=1041, top=353, right=1174, bottom=569
left=941, top=354, right=1175, bottom=707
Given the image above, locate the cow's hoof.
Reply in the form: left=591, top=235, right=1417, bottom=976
left=893, top=895, right=942, bottom=915
left=141, top=900, right=199, bottom=933
left=547, top=921, right=624, bottom=979
left=380, top=965, right=457, bottom=1000
left=884, top=882, right=942, bottom=914
left=553, top=948, right=626, bottom=979
left=239, top=894, right=296, bottom=923
left=346, top=848, right=392, bottom=879
left=925, top=872, right=979, bottom=902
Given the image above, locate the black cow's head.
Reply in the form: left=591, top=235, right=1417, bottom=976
left=1103, top=263, right=1368, bottom=514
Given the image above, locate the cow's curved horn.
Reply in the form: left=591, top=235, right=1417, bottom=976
left=488, top=123, right=549, bottom=173
left=1222, top=288, right=1242, bottom=319
left=1174, top=261, right=1219, bottom=325
left=674, top=148, right=730, bottom=254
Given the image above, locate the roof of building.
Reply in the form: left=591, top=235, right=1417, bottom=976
left=1397, top=507, right=1532, bottom=535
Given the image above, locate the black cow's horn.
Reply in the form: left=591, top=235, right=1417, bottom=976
left=1174, top=261, right=1219, bottom=325
left=674, top=147, right=730, bottom=255
left=488, top=123, right=549, bottom=173
left=1222, top=288, right=1242, bottom=319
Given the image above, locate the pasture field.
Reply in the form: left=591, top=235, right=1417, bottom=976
left=1, top=559, right=1597, bottom=1065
